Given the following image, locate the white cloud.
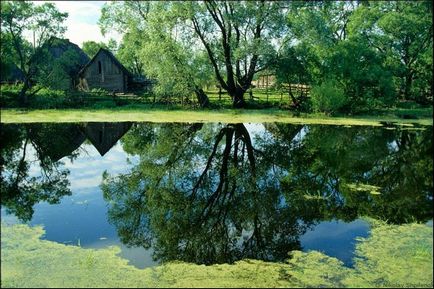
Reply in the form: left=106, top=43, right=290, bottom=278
left=52, top=1, right=104, bottom=23
left=30, top=1, right=122, bottom=48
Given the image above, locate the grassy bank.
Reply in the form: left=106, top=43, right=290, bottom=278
left=1, top=107, right=432, bottom=126
left=1, top=220, right=432, bottom=287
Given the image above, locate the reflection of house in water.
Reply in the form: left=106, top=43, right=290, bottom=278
left=48, top=127, right=87, bottom=161
left=28, top=124, right=86, bottom=162
left=28, top=122, right=132, bottom=161
left=81, top=123, right=132, bottom=156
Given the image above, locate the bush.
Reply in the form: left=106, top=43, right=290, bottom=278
left=310, top=80, right=347, bottom=115
left=30, top=87, right=67, bottom=108
left=0, top=84, right=23, bottom=107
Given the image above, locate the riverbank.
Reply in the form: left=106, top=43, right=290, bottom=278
left=1, top=107, right=432, bottom=126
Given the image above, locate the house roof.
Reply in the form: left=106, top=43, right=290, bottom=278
left=78, top=48, right=132, bottom=77
left=43, top=37, right=90, bottom=77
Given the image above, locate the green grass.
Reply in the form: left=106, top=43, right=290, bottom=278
left=1, top=107, right=432, bottom=126
left=1, top=220, right=432, bottom=287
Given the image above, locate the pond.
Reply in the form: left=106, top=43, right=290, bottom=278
left=1, top=122, right=432, bottom=272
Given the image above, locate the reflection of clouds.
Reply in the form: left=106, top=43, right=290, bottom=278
left=301, top=219, right=369, bottom=241
left=70, top=177, right=102, bottom=191
left=4, top=141, right=140, bottom=195
left=244, top=123, right=265, bottom=135
left=244, top=123, right=265, bottom=146
left=63, top=143, right=136, bottom=193
left=0, top=213, right=20, bottom=225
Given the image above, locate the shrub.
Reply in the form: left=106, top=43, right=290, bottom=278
left=311, top=80, right=347, bottom=115
left=0, top=84, right=23, bottom=107
left=30, top=87, right=67, bottom=108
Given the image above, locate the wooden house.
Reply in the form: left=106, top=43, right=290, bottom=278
left=78, top=48, right=133, bottom=93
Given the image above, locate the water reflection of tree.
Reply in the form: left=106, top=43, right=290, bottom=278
left=103, top=123, right=321, bottom=264
left=272, top=125, right=433, bottom=224
left=103, top=123, right=432, bottom=265
left=0, top=124, right=77, bottom=221
left=1, top=122, right=136, bottom=222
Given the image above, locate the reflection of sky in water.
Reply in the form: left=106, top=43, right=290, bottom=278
left=301, top=220, right=369, bottom=267
left=1, top=142, right=154, bottom=268
left=1, top=125, right=370, bottom=269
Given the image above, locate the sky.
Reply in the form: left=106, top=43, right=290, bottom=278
left=31, top=1, right=121, bottom=48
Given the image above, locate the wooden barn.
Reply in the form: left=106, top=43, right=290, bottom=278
left=78, top=48, right=133, bottom=93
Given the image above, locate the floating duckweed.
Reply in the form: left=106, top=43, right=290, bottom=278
left=1, top=221, right=432, bottom=288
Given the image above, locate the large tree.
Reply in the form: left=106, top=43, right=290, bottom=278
left=185, top=1, right=285, bottom=107
left=100, top=2, right=213, bottom=107
left=99, top=1, right=285, bottom=108
left=349, top=1, right=433, bottom=102
left=0, top=1, right=68, bottom=106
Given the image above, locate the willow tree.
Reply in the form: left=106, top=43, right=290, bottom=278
left=99, top=1, right=214, bottom=107
left=99, top=1, right=286, bottom=108
left=184, top=1, right=286, bottom=107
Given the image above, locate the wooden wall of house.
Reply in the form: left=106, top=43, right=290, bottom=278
left=82, top=52, right=127, bottom=92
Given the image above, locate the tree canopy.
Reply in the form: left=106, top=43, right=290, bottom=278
left=97, top=0, right=432, bottom=110
left=0, top=1, right=69, bottom=105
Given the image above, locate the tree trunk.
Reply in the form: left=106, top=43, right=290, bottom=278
left=18, top=79, right=30, bottom=107
left=288, top=85, right=299, bottom=108
left=404, top=73, right=414, bottom=100
left=231, top=90, right=246, bottom=108
left=194, top=87, right=210, bottom=108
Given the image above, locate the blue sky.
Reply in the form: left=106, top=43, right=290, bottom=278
left=32, top=1, right=121, bottom=47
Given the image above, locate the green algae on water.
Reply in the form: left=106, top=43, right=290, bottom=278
left=1, top=221, right=432, bottom=288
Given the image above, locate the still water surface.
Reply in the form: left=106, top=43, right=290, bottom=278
left=1, top=122, right=432, bottom=268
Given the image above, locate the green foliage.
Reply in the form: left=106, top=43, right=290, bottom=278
left=1, top=1, right=431, bottom=112
left=348, top=1, right=433, bottom=102
left=0, top=1, right=68, bottom=105
left=0, top=84, right=23, bottom=106
left=310, top=80, right=347, bottom=115
left=281, top=1, right=432, bottom=113
left=81, top=41, right=107, bottom=58
left=99, top=1, right=287, bottom=107
left=30, top=87, right=67, bottom=109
